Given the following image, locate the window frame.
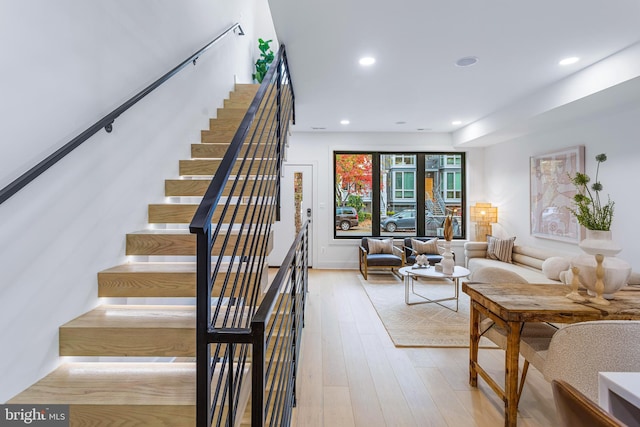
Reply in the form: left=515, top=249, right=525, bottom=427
left=334, top=151, right=466, bottom=239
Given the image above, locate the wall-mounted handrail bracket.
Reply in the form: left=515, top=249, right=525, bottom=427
left=104, top=121, right=114, bottom=133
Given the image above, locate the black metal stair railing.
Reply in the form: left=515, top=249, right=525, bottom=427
left=251, top=221, right=308, bottom=426
left=189, top=45, right=303, bottom=426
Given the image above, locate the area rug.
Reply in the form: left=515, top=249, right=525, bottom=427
left=359, top=273, right=497, bottom=348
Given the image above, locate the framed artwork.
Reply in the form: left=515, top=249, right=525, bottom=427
left=530, top=146, right=584, bottom=242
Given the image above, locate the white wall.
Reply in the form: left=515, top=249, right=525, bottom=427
left=483, top=103, right=640, bottom=269
left=284, top=132, right=485, bottom=269
left=0, top=0, right=273, bottom=403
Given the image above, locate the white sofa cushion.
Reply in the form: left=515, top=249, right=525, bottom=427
left=468, top=258, right=561, bottom=284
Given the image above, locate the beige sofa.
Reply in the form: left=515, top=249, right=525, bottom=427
left=464, top=241, right=567, bottom=284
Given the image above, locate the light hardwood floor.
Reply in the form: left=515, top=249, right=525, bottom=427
left=291, top=269, right=559, bottom=427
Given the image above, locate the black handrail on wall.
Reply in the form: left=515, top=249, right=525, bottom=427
left=189, top=45, right=300, bottom=426
left=0, top=22, right=244, bottom=206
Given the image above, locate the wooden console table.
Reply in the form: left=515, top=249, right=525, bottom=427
left=462, top=282, right=640, bottom=427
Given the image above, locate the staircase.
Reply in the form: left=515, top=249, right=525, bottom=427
left=8, top=84, right=271, bottom=426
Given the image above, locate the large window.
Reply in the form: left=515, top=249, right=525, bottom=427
left=334, top=151, right=465, bottom=238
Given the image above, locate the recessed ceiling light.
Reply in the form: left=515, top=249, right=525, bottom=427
left=455, top=56, right=479, bottom=67
left=340, top=119, right=350, bottom=125
left=451, top=120, right=462, bottom=125
left=359, top=57, right=375, bottom=66
left=417, top=128, right=432, bottom=132
left=559, top=57, right=580, bottom=66
left=395, top=121, right=406, bottom=125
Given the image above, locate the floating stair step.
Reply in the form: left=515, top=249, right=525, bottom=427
left=164, top=177, right=275, bottom=197
left=148, top=203, right=251, bottom=224
left=215, top=107, right=274, bottom=121
left=179, top=159, right=276, bottom=176
left=59, top=305, right=250, bottom=357
left=231, top=83, right=260, bottom=97
left=97, top=262, right=268, bottom=298
left=209, top=108, right=247, bottom=124
left=207, top=114, right=272, bottom=129
left=206, top=115, right=244, bottom=134
left=125, top=229, right=273, bottom=256
left=225, top=85, right=271, bottom=108
left=8, top=362, right=250, bottom=427
left=201, top=127, right=273, bottom=144
left=191, top=143, right=274, bottom=159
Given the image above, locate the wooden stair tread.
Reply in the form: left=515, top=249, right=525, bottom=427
left=179, top=159, right=275, bottom=176
left=62, top=305, right=247, bottom=329
left=9, top=363, right=197, bottom=405
left=165, top=177, right=275, bottom=197
left=148, top=203, right=250, bottom=224
left=125, top=229, right=273, bottom=257
left=191, top=143, right=273, bottom=159
left=8, top=362, right=251, bottom=426
left=97, top=262, right=268, bottom=298
left=59, top=305, right=251, bottom=356
left=99, top=261, right=251, bottom=274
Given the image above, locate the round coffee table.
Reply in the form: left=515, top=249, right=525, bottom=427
left=398, top=265, right=471, bottom=312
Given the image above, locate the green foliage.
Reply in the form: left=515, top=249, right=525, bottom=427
left=346, top=195, right=364, bottom=213
left=252, top=38, right=274, bottom=83
left=568, top=153, right=615, bottom=231
left=359, top=212, right=371, bottom=222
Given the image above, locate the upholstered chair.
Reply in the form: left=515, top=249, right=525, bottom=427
left=552, top=380, right=624, bottom=427
left=543, top=320, right=640, bottom=402
left=359, top=237, right=404, bottom=279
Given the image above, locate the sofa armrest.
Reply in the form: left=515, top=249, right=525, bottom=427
left=464, top=241, right=488, bottom=267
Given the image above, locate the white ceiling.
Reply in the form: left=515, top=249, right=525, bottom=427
left=267, top=0, right=640, bottom=144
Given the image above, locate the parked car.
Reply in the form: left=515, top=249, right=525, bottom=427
left=381, top=210, right=450, bottom=234
left=335, top=207, right=359, bottom=230
left=381, top=209, right=416, bottom=232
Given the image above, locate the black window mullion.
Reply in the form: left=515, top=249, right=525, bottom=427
left=372, top=153, right=381, bottom=236
left=416, top=154, right=425, bottom=236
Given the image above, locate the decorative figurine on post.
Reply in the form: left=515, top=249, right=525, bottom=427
left=441, top=213, right=455, bottom=275
left=565, top=266, right=586, bottom=302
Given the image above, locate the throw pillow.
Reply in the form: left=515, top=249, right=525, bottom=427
left=486, top=235, right=516, bottom=263
left=542, top=257, right=571, bottom=281
left=367, top=238, right=393, bottom=254
left=411, top=238, right=440, bottom=255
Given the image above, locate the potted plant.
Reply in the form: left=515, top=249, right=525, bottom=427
left=568, top=153, right=630, bottom=300
left=568, top=153, right=614, bottom=232
left=252, top=38, right=274, bottom=83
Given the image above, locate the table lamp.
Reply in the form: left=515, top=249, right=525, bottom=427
left=470, top=202, right=498, bottom=241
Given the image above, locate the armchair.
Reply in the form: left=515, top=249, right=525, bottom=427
left=359, top=237, right=404, bottom=280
